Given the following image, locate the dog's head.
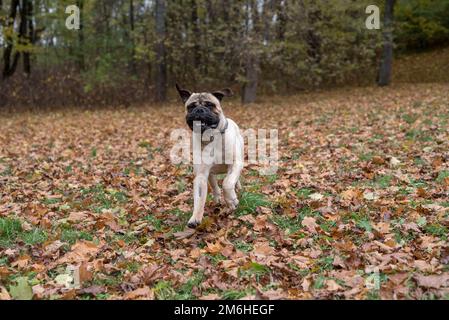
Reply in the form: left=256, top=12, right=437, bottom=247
left=176, top=84, right=233, bottom=132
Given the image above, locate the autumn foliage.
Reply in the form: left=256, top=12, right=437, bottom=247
left=1, top=82, right=449, bottom=300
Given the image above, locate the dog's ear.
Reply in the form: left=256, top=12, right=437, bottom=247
left=176, top=83, right=192, bottom=104
left=212, top=88, right=233, bottom=102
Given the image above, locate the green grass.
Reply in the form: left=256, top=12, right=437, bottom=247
left=236, top=192, right=271, bottom=216
left=145, top=214, right=164, bottom=231
left=436, top=170, right=449, bottom=184
left=405, top=129, right=432, bottom=142
left=271, top=206, right=318, bottom=235
left=206, top=253, right=227, bottom=266
left=425, top=223, right=448, bottom=239
left=60, top=226, right=94, bottom=244
left=358, top=152, right=374, bottom=161
left=221, top=289, right=252, bottom=300
left=288, top=263, right=310, bottom=277
left=316, top=256, right=334, bottom=272
left=313, top=275, right=326, bottom=289
left=0, top=256, right=8, bottom=266
left=41, top=197, right=62, bottom=205
left=93, top=273, right=124, bottom=287
left=355, top=217, right=372, bottom=233
left=171, top=271, right=204, bottom=300
left=0, top=217, right=47, bottom=247
left=233, top=241, right=253, bottom=253
left=342, top=212, right=372, bottom=233
left=239, top=262, right=271, bottom=283
left=402, top=114, right=418, bottom=124
left=295, top=188, right=314, bottom=199
left=78, top=184, right=129, bottom=213
left=153, top=280, right=177, bottom=300
left=21, top=228, right=48, bottom=245
left=0, top=217, right=22, bottom=247
left=374, top=175, right=393, bottom=188
left=408, top=179, right=427, bottom=188
left=168, top=209, right=191, bottom=232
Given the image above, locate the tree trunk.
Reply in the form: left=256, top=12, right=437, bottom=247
left=306, top=6, right=322, bottom=64
left=76, top=0, right=85, bottom=71
left=154, top=0, right=167, bottom=102
left=242, top=54, right=259, bottom=104
left=22, top=0, right=33, bottom=76
left=242, top=0, right=262, bottom=104
left=128, top=0, right=136, bottom=73
left=191, top=0, right=200, bottom=69
left=378, top=0, right=396, bottom=87
left=2, top=0, right=20, bottom=79
left=276, top=0, right=287, bottom=41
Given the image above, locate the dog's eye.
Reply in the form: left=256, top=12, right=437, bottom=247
left=205, top=102, right=215, bottom=109
left=187, top=104, right=196, bottom=111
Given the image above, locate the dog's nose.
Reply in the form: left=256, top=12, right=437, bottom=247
left=196, top=108, right=205, bottom=114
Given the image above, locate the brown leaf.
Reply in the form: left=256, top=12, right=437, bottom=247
left=0, top=286, right=11, bottom=300
left=124, top=286, right=154, bottom=300
left=205, top=241, right=223, bottom=254
left=173, top=228, right=196, bottom=240
left=78, top=262, right=93, bottom=283
left=67, top=211, right=88, bottom=223
left=199, top=293, right=220, bottom=300
left=0, top=267, right=11, bottom=280
left=78, top=285, right=106, bottom=295
left=414, top=273, right=449, bottom=289
left=325, top=279, right=343, bottom=291
left=11, top=255, right=31, bottom=270
left=253, top=241, right=275, bottom=257
left=57, top=240, right=100, bottom=265
left=302, top=216, right=318, bottom=234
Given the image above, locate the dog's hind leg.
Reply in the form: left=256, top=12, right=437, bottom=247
left=208, top=174, right=222, bottom=205
left=236, top=179, right=242, bottom=191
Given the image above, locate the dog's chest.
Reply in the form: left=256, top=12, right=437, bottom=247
left=205, top=135, right=234, bottom=163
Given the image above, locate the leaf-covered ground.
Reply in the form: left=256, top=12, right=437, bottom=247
left=1, top=83, right=449, bottom=300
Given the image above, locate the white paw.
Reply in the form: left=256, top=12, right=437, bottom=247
left=225, top=198, right=239, bottom=211
left=187, top=217, right=202, bottom=229
left=212, top=193, right=223, bottom=205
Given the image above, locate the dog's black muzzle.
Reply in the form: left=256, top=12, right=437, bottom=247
left=186, top=107, right=220, bottom=133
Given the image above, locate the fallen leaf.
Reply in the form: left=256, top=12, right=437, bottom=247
left=309, top=193, right=324, bottom=201
left=9, top=277, right=33, bottom=300
left=302, top=216, right=318, bottom=234
left=414, top=273, right=449, bottom=289
left=0, top=286, right=11, bottom=300
left=67, top=211, right=88, bottom=223
left=173, top=228, right=196, bottom=240
left=123, top=286, right=154, bottom=300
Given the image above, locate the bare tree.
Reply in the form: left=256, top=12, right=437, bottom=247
left=378, top=0, right=396, bottom=86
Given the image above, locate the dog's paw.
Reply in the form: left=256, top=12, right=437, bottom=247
left=225, top=198, right=239, bottom=211
left=187, top=218, right=201, bottom=229
left=212, top=195, right=223, bottom=206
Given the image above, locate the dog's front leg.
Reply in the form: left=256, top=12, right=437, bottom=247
left=188, top=170, right=209, bottom=228
left=223, top=163, right=243, bottom=211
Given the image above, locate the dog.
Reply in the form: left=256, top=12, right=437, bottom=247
left=175, top=84, right=244, bottom=228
